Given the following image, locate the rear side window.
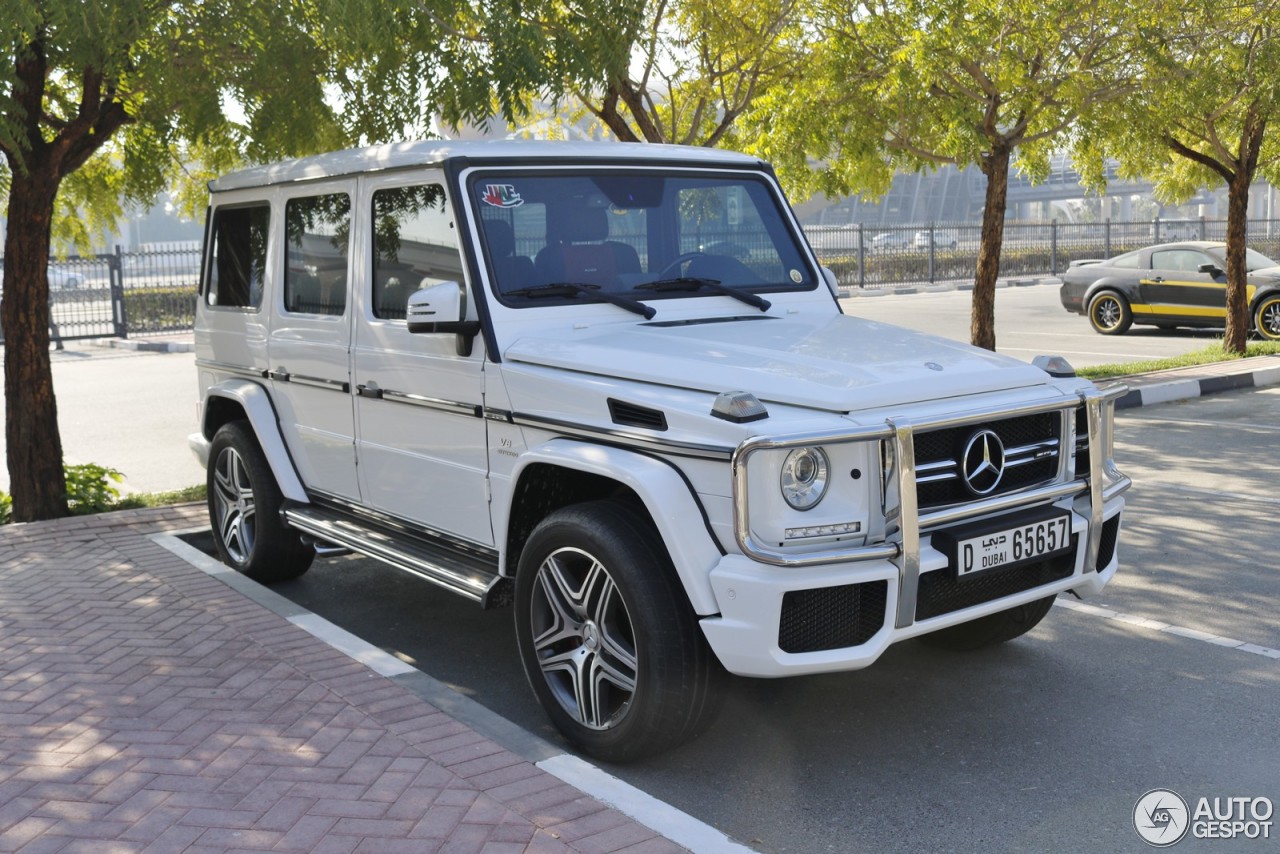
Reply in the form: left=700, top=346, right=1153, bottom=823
left=205, top=204, right=269, bottom=309
left=370, top=184, right=464, bottom=319
left=284, top=193, right=351, bottom=315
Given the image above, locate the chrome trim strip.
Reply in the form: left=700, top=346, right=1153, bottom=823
left=288, top=373, right=350, bottom=393
left=890, top=419, right=920, bottom=629
left=511, top=412, right=735, bottom=460
left=1085, top=393, right=1105, bottom=571
left=194, top=358, right=267, bottom=380
left=381, top=390, right=483, bottom=418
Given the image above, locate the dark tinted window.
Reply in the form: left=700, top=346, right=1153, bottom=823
left=284, top=193, right=351, bottom=315
left=370, top=184, right=463, bottom=319
left=205, top=204, right=269, bottom=309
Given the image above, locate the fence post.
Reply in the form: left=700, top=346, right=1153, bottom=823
left=110, top=245, right=129, bottom=339
left=1105, top=218, right=1111, bottom=258
left=1198, top=215, right=1206, bottom=240
left=927, top=223, right=935, bottom=283
left=1050, top=220, right=1058, bottom=275
left=857, top=224, right=865, bottom=289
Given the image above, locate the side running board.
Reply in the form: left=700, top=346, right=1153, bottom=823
left=283, top=504, right=510, bottom=608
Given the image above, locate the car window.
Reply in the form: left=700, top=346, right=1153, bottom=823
left=204, top=203, right=269, bottom=309
left=283, top=193, right=350, bottom=316
left=1109, top=251, right=1141, bottom=269
left=1151, top=249, right=1214, bottom=273
left=370, top=184, right=465, bottom=320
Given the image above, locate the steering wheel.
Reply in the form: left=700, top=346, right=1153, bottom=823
left=655, top=251, right=707, bottom=279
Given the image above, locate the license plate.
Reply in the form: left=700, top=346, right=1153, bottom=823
left=952, top=512, right=1072, bottom=577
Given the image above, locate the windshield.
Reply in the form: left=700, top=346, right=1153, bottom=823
left=469, top=170, right=816, bottom=309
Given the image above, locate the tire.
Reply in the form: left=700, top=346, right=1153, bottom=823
left=1087, top=290, right=1132, bottom=335
left=917, top=595, right=1056, bottom=651
left=514, top=500, right=725, bottom=761
left=207, top=421, right=314, bottom=582
left=1254, top=294, right=1280, bottom=341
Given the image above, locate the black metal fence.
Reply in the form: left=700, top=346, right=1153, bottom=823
left=0, top=245, right=199, bottom=345
left=806, top=217, right=1280, bottom=290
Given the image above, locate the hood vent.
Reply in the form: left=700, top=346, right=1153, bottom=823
left=608, top=399, right=668, bottom=431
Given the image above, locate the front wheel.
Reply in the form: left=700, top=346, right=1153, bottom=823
left=207, top=421, right=314, bottom=582
left=917, top=595, right=1056, bottom=651
left=1088, top=290, right=1132, bottom=335
left=515, top=501, right=724, bottom=761
left=1254, top=294, right=1280, bottom=340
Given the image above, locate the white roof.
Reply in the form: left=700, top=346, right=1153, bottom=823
left=208, top=139, right=761, bottom=192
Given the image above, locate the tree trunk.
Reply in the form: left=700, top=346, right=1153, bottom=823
left=971, top=145, right=1011, bottom=351
left=2, top=166, right=68, bottom=521
left=1222, top=168, right=1251, bottom=354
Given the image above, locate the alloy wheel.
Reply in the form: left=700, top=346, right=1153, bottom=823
left=212, top=446, right=256, bottom=565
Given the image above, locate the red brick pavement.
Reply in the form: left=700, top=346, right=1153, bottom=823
left=0, top=505, right=688, bottom=853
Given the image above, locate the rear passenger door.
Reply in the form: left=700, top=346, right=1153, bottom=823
left=268, top=185, right=360, bottom=501
left=351, top=172, right=492, bottom=546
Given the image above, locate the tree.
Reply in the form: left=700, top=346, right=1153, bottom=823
left=511, top=0, right=804, bottom=146
left=748, top=0, right=1139, bottom=350
left=1076, top=4, right=1280, bottom=354
left=0, top=0, right=539, bottom=522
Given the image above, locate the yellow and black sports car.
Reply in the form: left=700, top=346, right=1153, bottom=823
left=1058, top=241, right=1280, bottom=339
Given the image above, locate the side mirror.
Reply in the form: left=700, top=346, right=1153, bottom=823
left=406, top=280, right=481, bottom=356
left=1198, top=262, right=1224, bottom=276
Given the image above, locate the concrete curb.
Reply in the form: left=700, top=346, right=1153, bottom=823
left=838, top=276, right=1059, bottom=299
left=94, top=336, right=194, bottom=353
left=1112, top=357, right=1280, bottom=409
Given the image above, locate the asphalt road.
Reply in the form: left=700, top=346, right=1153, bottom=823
left=219, top=387, right=1280, bottom=853
left=840, top=284, right=1223, bottom=369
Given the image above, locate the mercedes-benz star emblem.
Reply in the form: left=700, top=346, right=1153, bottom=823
left=961, top=429, right=1005, bottom=495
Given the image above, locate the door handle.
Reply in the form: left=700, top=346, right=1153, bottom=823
left=356, top=383, right=383, bottom=399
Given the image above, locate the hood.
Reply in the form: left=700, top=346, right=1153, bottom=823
left=503, top=313, right=1052, bottom=413
left=1251, top=265, right=1280, bottom=280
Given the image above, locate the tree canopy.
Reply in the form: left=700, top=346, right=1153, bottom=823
left=748, top=0, right=1142, bottom=349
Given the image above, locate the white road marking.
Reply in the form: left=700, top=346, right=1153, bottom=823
left=538, top=754, right=755, bottom=853
left=1055, top=599, right=1280, bottom=660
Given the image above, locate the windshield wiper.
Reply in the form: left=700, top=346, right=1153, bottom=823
left=636, top=277, right=771, bottom=312
left=506, top=283, right=656, bottom=320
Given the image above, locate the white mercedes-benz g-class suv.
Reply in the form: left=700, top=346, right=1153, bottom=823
left=190, top=140, right=1129, bottom=761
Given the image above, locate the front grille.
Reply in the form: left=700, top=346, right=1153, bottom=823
left=779, top=581, right=888, bottom=653
left=1094, top=515, right=1119, bottom=572
left=915, top=536, right=1077, bottom=621
left=914, top=412, right=1062, bottom=509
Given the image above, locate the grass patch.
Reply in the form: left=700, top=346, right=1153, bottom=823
left=1077, top=341, right=1280, bottom=381
left=116, top=484, right=206, bottom=510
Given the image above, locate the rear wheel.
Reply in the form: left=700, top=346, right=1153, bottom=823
left=207, top=421, right=314, bottom=582
left=917, top=595, right=1056, bottom=651
left=515, top=500, right=724, bottom=761
left=1088, top=290, right=1132, bottom=335
left=1254, top=295, right=1280, bottom=340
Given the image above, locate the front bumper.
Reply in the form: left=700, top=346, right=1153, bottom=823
left=699, top=495, right=1124, bottom=677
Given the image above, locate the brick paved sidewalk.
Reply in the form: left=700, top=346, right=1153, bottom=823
left=0, top=505, right=688, bottom=853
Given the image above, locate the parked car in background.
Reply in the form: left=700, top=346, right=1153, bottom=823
left=0, top=262, right=82, bottom=290
left=870, top=231, right=910, bottom=251
left=913, top=230, right=958, bottom=250
left=1059, top=241, right=1280, bottom=338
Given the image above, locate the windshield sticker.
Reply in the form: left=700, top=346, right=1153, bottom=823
left=789, top=269, right=803, bottom=283
left=481, top=184, right=524, bottom=208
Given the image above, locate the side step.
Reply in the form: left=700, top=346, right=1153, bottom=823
left=283, top=504, right=510, bottom=608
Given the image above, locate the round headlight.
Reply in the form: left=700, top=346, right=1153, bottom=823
left=780, top=447, right=830, bottom=510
